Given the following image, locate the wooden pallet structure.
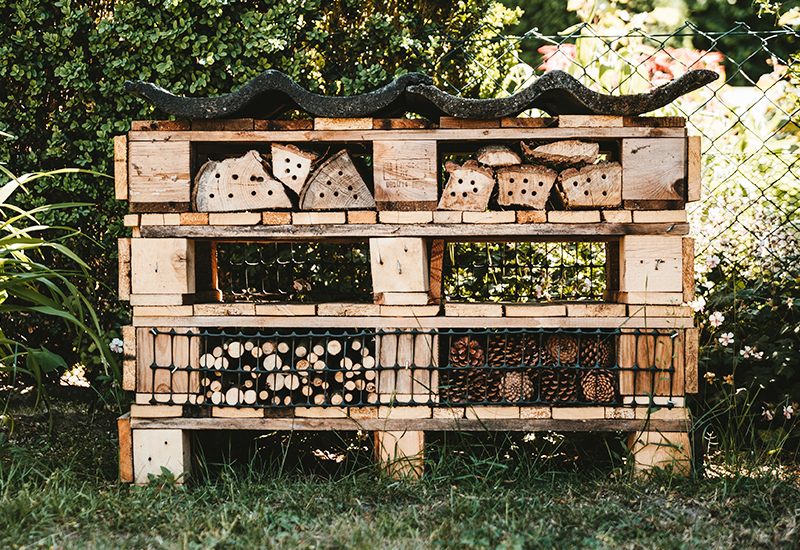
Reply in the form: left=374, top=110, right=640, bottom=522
left=116, top=114, right=701, bottom=482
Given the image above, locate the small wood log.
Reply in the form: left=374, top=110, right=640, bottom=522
left=344, top=393, right=355, bottom=403
left=227, top=341, right=244, bottom=359
left=314, top=394, right=326, bottom=405
left=243, top=389, right=257, bottom=404
left=313, top=360, right=326, bottom=370
left=266, top=373, right=285, bottom=391
left=438, top=160, right=495, bottom=211
left=263, top=354, right=282, bottom=371
left=277, top=342, right=291, bottom=354
left=364, top=369, right=377, bottom=381
left=251, top=346, right=263, bottom=359
left=299, top=149, right=375, bottom=210
left=243, top=379, right=254, bottom=389
left=327, top=339, right=342, bottom=356
left=330, top=393, right=344, bottom=405
left=296, top=359, right=310, bottom=371
left=244, top=340, right=256, bottom=351
left=271, top=143, right=319, bottom=195
left=211, top=391, right=223, bottom=405
left=285, top=374, right=301, bottom=391
left=334, top=371, right=344, bottom=383
left=194, top=150, right=292, bottom=212
left=209, top=380, right=222, bottom=392
left=261, top=341, right=276, bottom=355
left=476, top=145, right=521, bottom=167
left=283, top=395, right=292, bottom=406
left=558, top=161, right=622, bottom=209
left=212, top=346, right=224, bottom=358
left=224, top=387, right=241, bottom=406
left=355, top=379, right=366, bottom=391
left=259, top=390, right=269, bottom=401
left=345, top=380, right=357, bottom=391
left=214, top=356, right=229, bottom=369
left=311, top=376, right=324, bottom=387
left=308, top=352, right=319, bottom=363
left=521, top=140, right=600, bottom=169
left=340, top=357, right=354, bottom=369
left=362, top=355, right=376, bottom=369
left=351, top=339, right=362, bottom=352
left=496, top=165, right=558, bottom=209
left=301, top=385, right=314, bottom=397
left=199, top=354, right=215, bottom=368
left=367, top=392, right=378, bottom=404
left=294, top=338, right=310, bottom=358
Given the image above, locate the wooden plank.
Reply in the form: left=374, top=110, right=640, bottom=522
left=136, top=327, right=155, bottom=394
left=208, top=212, right=262, bottom=225
left=131, top=120, right=192, bottom=131
left=292, top=212, right=346, bottom=224
left=623, top=116, right=685, bottom=128
left=634, top=406, right=689, bottom=420
left=130, top=293, right=188, bottom=307
left=522, top=140, right=599, bottom=167
left=117, top=413, right=133, bottom=483
left=516, top=211, right=547, bottom=224
left=212, top=407, right=265, bottom=418
left=316, top=303, right=381, bottom=316
left=687, top=135, right=702, bottom=202
left=433, top=211, right=462, bottom=224
left=519, top=407, right=551, bottom=419
left=611, top=292, right=686, bottom=305
left=462, top=211, right=516, bottom=224
left=603, top=210, right=632, bottom=223
left=376, top=292, right=430, bottom=306
left=131, top=416, right=690, bottom=432
left=192, top=118, right=254, bottom=131
left=131, top=238, right=195, bottom=295
left=388, top=331, right=412, bottom=399
left=605, top=241, right=620, bottom=294
left=193, top=303, right=256, bottom=316
left=132, top=306, right=194, bottom=317
left=132, top=429, right=190, bottom=484
left=348, top=211, right=377, bottom=224
left=637, top=333, right=657, bottom=397
left=373, top=140, right=438, bottom=208
left=413, top=333, right=437, bottom=401
left=619, top=235, right=683, bottom=294
left=128, top=127, right=687, bottom=143
left=179, top=213, right=208, bottom=225
left=132, top=314, right=690, bottom=330
left=559, top=115, right=623, bottom=127
left=163, top=214, right=180, bottom=225
left=500, top=117, right=555, bottom=127
left=476, top=145, right=520, bottom=166
left=314, top=118, right=372, bottom=130
left=195, top=151, right=291, bottom=212
left=504, top=303, right=567, bottom=317
left=294, top=407, right=348, bottom=418
left=140, top=214, right=165, bottom=226
left=378, top=211, right=433, bottom=224
left=433, top=407, right=464, bottom=419
left=684, top=328, right=699, bottom=394
left=193, top=240, right=219, bottom=305
left=262, top=212, right=292, bottom=225
left=632, top=210, right=687, bottom=224
left=122, top=325, right=136, bottom=391
left=445, top=303, right=503, bottom=317
left=623, top=396, right=685, bottom=407
left=123, top=214, right=140, bottom=227
left=114, top=135, right=128, bottom=201
left=254, top=304, right=316, bottom=316
left=379, top=305, right=440, bottom=317
left=119, top=259, right=131, bottom=301
left=622, top=138, right=686, bottom=201
left=253, top=119, right=313, bottom=130
left=128, top=140, right=191, bottom=204
left=130, top=405, right=183, bottom=418
left=438, top=161, right=495, bottom=211
left=552, top=407, right=604, bottom=420
left=627, top=304, right=692, bottom=318
left=428, top=239, right=444, bottom=305
left=370, top=238, right=429, bottom=293
left=465, top=406, right=520, bottom=419
left=439, top=118, right=499, bottom=128
left=605, top=407, right=635, bottom=419
left=565, top=302, right=626, bottom=317
left=558, top=162, right=622, bottom=208
left=672, top=330, right=685, bottom=398
left=683, top=237, right=695, bottom=304
left=547, top=211, right=601, bottom=223
left=139, top=222, right=691, bottom=239
left=372, top=119, right=433, bottom=130
left=653, top=332, right=674, bottom=396
left=374, top=430, right=424, bottom=478
left=618, top=333, right=636, bottom=396
left=377, top=331, right=398, bottom=399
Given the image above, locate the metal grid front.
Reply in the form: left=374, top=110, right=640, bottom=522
left=444, top=241, right=607, bottom=302
left=217, top=242, right=372, bottom=303
left=139, top=327, right=684, bottom=408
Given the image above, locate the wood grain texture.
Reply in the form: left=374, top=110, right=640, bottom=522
left=683, top=237, right=695, bottom=304
left=619, top=235, right=684, bottom=294
left=522, top=139, right=599, bottom=167
left=687, top=135, right=702, bottom=202
left=438, top=160, right=495, bottom=211
left=428, top=239, right=444, bottom=305
left=271, top=143, right=319, bottom=195
left=559, top=115, right=623, bottom=127
left=117, top=413, right=133, bottom=483
left=476, top=145, right=520, bottom=166
left=194, top=150, right=292, bottom=212
left=373, top=140, right=438, bottom=206
left=684, top=328, right=699, bottom=394
left=122, top=326, right=136, bottom=391
left=558, top=162, right=622, bottom=208
left=370, top=238, right=429, bottom=293
left=622, top=138, right=686, bottom=201
left=131, top=238, right=195, bottom=295
left=374, top=430, right=424, bottom=478
left=114, top=135, right=128, bottom=201
left=128, top=140, right=191, bottom=204
left=132, top=429, right=190, bottom=484
left=496, top=165, right=557, bottom=209
left=300, top=149, right=375, bottom=210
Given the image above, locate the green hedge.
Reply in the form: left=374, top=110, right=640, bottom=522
left=0, top=0, right=520, bottom=376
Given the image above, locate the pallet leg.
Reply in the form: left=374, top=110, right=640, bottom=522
left=627, top=430, right=691, bottom=475
left=132, top=429, right=191, bottom=484
left=117, top=413, right=133, bottom=483
left=374, top=430, right=424, bottom=479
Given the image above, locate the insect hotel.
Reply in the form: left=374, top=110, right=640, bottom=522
left=116, top=69, right=717, bottom=482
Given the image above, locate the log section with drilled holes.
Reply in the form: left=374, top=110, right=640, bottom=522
left=558, top=162, right=622, bottom=209
left=299, top=149, right=375, bottom=210
left=521, top=140, right=600, bottom=169
left=271, top=143, right=319, bottom=196
left=496, top=165, right=558, bottom=209
left=438, top=160, right=495, bottom=211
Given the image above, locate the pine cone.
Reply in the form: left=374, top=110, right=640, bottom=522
left=503, top=370, right=536, bottom=402
left=542, top=333, right=579, bottom=366
left=445, top=336, right=485, bottom=403
left=539, top=367, right=578, bottom=403
left=580, top=370, right=616, bottom=403
left=579, top=335, right=615, bottom=368
left=522, top=333, right=541, bottom=366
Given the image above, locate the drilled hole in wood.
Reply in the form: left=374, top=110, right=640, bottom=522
left=232, top=174, right=238, bottom=180
left=532, top=191, right=536, bottom=196
left=320, top=192, right=325, bottom=198
left=584, top=190, right=589, bottom=196
left=284, top=157, right=290, bottom=163
left=587, top=178, right=591, bottom=183
left=473, top=187, right=478, bottom=193
left=470, top=180, right=475, bottom=185
left=257, top=176, right=264, bottom=182
left=297, top=163, right=302, bottom=168
left=268, top=190, right=273, bottom=196
left=353, top=194, right=358, bottom=199
left=285, top=168, right=291, bottom=173
left=348, top=186, right=353, bottom=191
left=291, top=175, right=297, bottom=180
left=251, top=191, right=257, bottom=196
left=326, top=180, right=332, bottom=185
left=602, top=191, right=607, bottom=196
left=228, top=193, right=234, bottom=198
left=250, top=175, right=256, bottom=181
left=523, top=178, right=528, bottom=184
left=458, top=179, right=463, bottom=184
left=508, top=191, right=513, bottom=196
left=509, top=178, right=515, bottom=183
left=450, top=192, right=456, bottom=197
left=462, top=192, right=468, bottom=197
left=334, top=191, right=339, bottom=197
left=602, top=174, right=607, bottom=179
left=338, top=171, right=343, bottom=176
left=209, top=194, right=215, bottom=198
left=521, top=189, right=527, bottom=195
left=538, top=181, right=543, bottom=186
left=573, top=181, right=578, bottom=187
left=215, top=173, right=220, bottom=178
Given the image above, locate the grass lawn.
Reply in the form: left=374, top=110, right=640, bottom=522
left=2, top=389, right=799, bottom=549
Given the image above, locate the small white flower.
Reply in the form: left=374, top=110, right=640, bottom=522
left=787, top=297, right=794, bottom=308
left=740, top=346, right=751, bottom=358
left=784, top=405, right=794, bottom=420
left=581, top=278, right=592, bottom=293
left=707, top=255, right=721, bottom=268
left=534, top=284, right=544, bottom=299
left=109, top=338, right=124, bottom=354
left=709, top=311, right=725, bottom=328
left=690, top=296, right=706, bottom=313
left=718, top=332, right=734, bottom=346
left=763, top=408, right=774, bottom=421
left=754, top=350, right=764, bottom=360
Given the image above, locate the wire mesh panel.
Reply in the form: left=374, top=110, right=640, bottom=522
left=217, top=242, right=372, bottom=303
left=444, top=241, right=606, bottom=302
left=139, top=327, right=684, bottom=408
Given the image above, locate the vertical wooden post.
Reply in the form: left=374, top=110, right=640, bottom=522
left=374, top=430, right=424, bottom=479
left=118, top=412, right=133, bottom=483
left=628, top=430, right=691, bottom=474
left=132, top=429, right=191, bottom=484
